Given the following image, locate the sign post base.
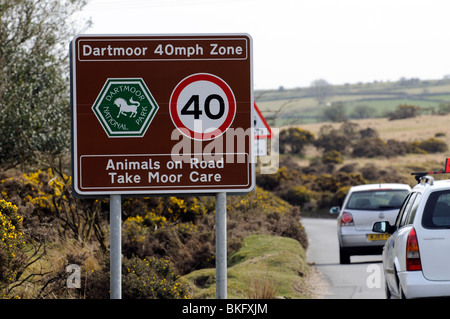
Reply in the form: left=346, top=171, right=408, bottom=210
left=110, top=194, right=122, bottom=299
left=215, top=192, right=227, bottom=299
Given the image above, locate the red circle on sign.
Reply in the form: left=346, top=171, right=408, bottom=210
left=170, top=73, right=236, bottom=140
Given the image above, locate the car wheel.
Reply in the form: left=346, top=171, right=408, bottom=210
left=339, top=247, right=351, bottom=264
left=385, top=280, right=392, bottom=299
left=398, top=284, right=406, bottom=299
left=394, top=269, right=405, bottom=299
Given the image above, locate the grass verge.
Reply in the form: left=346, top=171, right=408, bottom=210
left=182, top=234, right=313, bottom=299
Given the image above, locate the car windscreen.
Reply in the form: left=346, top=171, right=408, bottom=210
left=346, top=189, right=409, bottom=210
left=422, top=190, right=450, bottom=229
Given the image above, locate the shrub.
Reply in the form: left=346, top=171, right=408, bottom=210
left=322, top=150, right=343, bottom=164
left=281, top=185, right=313, bottom=206
left=122, top=187, right=309, bottom=275
left=350, top=105, right=376, bottom=119
left=123, top=216, right=214, bottom=275
left=323, top=102, right=347, bottom=122
left=438, top=103, right=450, bottom=115
left=314, top=125, right=348, bottom=153
left=417, top=138, right=448, bottom=153
left=315, top=122, right=362, bottom=154
left=352, top=137, right=388, bottom=158
left=279, top=127, right=315, bottom=154
left=0, top=169, right=108, bottom=248
left=360, top=163, right=409, bottom=184
left=387, top=104, right=420, bottom=120
left=385, top=139, right=408, bottom=157
left=256, top=166, right=301, bottom=191
left=85, top=256, right=190, bottom=299
left=0, top=200, right=26, bottom=294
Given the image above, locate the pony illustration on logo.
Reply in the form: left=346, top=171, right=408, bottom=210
left=114, top=97, right=140, bottom=118
left=92, top=78, right=159, bottom=137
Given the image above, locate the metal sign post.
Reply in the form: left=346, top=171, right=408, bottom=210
left=110, top=194, right=122, bottom=299
left=215, top=192, right=227, bottom=299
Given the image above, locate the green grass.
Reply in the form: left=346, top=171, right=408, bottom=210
left=182, top=234, right=311, bottom=299
left=255, top=79, right=450, bottom=125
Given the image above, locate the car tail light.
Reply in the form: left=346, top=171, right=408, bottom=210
left=406, top=228, right=422, bottom=271
left=341, top=212, right=354, bottom=226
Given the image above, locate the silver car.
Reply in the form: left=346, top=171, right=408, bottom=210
left=330, top=183, right=411, bottom=264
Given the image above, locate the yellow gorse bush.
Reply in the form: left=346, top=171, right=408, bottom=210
left=121, top=256, right=191, bottom=299
left=229, top=186, right=292, bottom=215
left=0, top=199, right=24, bottom=248
left=21, top=169, right=69, bottom=211
left=0, top=199, right=26, bottom=289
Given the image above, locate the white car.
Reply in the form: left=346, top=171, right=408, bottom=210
left=373, top=174, right=450, bottom=298
left=330, top=183, right=411, bottom=264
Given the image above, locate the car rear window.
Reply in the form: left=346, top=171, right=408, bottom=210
left=422, top=190, right=450, bottom=229
left=346, top=189, right=409, bottom=210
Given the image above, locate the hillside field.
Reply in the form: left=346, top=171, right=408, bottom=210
left=256, top=79, right=450, bottom=125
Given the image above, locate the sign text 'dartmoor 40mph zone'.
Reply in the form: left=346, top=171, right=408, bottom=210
left=70, top=34, right=254, bottom=196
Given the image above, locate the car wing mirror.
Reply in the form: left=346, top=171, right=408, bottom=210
left=329, top=206, right=340, bottom=215
left=372, top=221, right=395, bottom=234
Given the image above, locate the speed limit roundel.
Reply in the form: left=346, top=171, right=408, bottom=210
left=169, top=73, right=236, bottom=140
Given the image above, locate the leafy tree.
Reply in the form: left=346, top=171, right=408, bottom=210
left=387, top=104, right=420, bottom=121
left=438, top=102, right=450, bottom=115
left=350, top=105, right=376, bottom=119
left=309, top=79, right=332, bottom=106
left=0, top=0, right=90, bottom=169
left=323, top=102, right=347, bottom=122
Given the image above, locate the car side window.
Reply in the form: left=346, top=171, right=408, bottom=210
left=422, top=190, right=450, bottom=229
left=407, top=193, right=422, bottom=225
left=394, top=193, right=412, bottom=227
left=396, top=192, right=416, bottom=228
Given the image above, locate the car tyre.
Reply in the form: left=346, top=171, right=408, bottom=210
left=398, top=284, right=406, bottom=299
left=339, top=247, right=351, bottom=264
left=385, top=280, right=392, bottom=299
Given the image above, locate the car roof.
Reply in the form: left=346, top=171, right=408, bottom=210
left=412, top=178, right=450, bottom=192
left=349, top=183, right=411, bottom=192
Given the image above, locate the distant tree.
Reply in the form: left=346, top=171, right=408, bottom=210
left=350, top=105, right=376, bottom=119
left=387, top=104, right=420, bottom=121
left=0, top=0, right=90, bottom=169
left=323, top=102, right=347, bottom=122
left=309, top=79, right=332, bottom=106
left=438, top=103, right=450, bottom=115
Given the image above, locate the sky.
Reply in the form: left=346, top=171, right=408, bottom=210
left=77, top=0, right=450, bottom=90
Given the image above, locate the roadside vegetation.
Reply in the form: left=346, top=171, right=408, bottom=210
left=2, top=0, right=450, bottom=300
left=0, top=168, right=307, bottom=298
left=183, top=235, right=313, bottom=299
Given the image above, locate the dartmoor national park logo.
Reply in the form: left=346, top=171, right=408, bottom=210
left=92, top=78, right=159, bottom=137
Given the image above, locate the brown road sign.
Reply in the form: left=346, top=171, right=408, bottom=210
left=70, top=34, right=254, bottom=196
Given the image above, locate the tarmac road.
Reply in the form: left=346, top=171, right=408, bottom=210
left=302, top=217, right=386, bottom=299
